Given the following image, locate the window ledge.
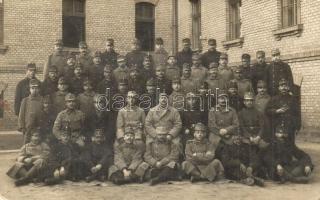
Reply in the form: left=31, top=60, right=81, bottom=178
left=222, top=37, right=244, bottom=50
left=273, top=24, right=303, bottom=41
left=0, top=45, right=8, bottom=54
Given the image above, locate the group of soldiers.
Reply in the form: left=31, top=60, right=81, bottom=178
left=8, top=37, right=313, bottom=187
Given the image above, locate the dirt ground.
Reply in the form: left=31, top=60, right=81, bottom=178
left=0, top=142, right=319, bottom=200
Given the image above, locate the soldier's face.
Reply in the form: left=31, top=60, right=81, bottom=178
left=192, top=59, right=201, bottom=67
left=218, top=97, right=227, bottom=107
left=167, top=57, right=177, bottom=65
left=30, top=86, right=40, bottom=96
left=31, top=134, right=41, bottom=145
left=43, top=102, right=50, bottom=112
left=106, top=43, right=114, bottom=51
left=208, top=44, right=216, bottom=51
left=118, top=61, right=126, bottom=68
left=118, top=85, right=128, bottom=94
left=132, top=43, right=140, bottom=51
left=244, top=99, right=254, bottom=108
left=74, top=68, right=82, bottom=77
left=94, top=134, right=105, bottom=144
left=27, top=69, right=36, bottom=79
left=275, top=132, right=288, bottom=142
left=194, top=130, right=205, bottom=141
left=278, top=84, right=289, bottom=95
left=54, top=44, right=63, bottom=52
left=66, top=100, right=76, bottom=110
left=156, top=69, right=165, bottom=79
left=159, top=95, right=168, bottom=107
left=256, top=54, right=265, bottom=64
left=143, top=59, right=151, bottom=68
left=272, top=55, right=281, bottom=62
left=155, top=44, right=163, bottom=50
left=183, top=42, right=191, bottom=50
left=198, top=88, right=207, bottom=96
left=84, top=84, right=93, bottom=92
left=126, top=95, right=138, bottom=106
left=219, top=58, right=228, bottom=67
left=146, top=86, right=156, bottom=94
left=124, top=134, right=134, bottom=144
left=61, top=134, right=70, bottom=144
left=104, top=71, right=112, bottom=80
left=67, top=58, right=76, bottom=66
left=130, top=70, right=139, bottom=79
left=234, top=71, right=242, bottom=80
left=182, top=69, right=191, bottom=77
left=79, top=47, right=88, bottom=54
left=93, top=57, right=102, bottom=65
left=228, top=88, right=238, bottom=96
left=257, top=86, right=267, bottom=95
left=242, top=58, right=250, bottom=67
left=58, top=83, right=68, bottom=92
left=209, top=70, right=218, bottom=79
left=48, top=71, right=57, bottom=81
left=172, top=83, right=181, bottom=91
left=186, top=97, right=197, bottom=108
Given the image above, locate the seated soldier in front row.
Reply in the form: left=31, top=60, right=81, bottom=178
left=263, top=125, right=313, bottom=184
left=82, top=129, right=113, bottom=182
left=144, top=127, right=181, bottom=186
left=182, top=123, right=224, bottom=183
left=109, top=127, right=148, bottom=185
left=220, top=135, right=265, bottom=187
left=7, top=129, right=50, bottom=186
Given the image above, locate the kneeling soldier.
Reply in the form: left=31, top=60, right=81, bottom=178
left=7, top=130, right=50, bottom=186
left=109, top=127, right=147, bottom=185
left=82, top=129, right=113, bottom=182
left=144, top=126, right=181, bottom=186
left=182, top=123, right=224, bottom=182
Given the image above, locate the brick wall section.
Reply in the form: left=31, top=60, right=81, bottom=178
left=177, top=0, right=192, bottom=50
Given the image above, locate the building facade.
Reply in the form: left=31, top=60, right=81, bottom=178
left=0, top=0, right=319, bottom=131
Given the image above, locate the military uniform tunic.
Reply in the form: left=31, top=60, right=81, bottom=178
left=101, top=50, right=119, bottom=69
left=201, top=50, right=221, bottom=68
left=165, top=66, right=181, bottom=81
left=43, top=52, right=66, bottom=79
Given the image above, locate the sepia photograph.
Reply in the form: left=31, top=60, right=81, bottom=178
left=0, top=0, right=319, bottom=199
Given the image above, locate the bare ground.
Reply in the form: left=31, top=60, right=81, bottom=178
left=0, top=142, right=319, bottom=200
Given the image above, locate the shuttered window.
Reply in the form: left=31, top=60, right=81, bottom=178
left=228, top=0, right=241, bottom=40
left=281, top=0, right=299, bottom=28
left=63, top=0, right=85, bottom=48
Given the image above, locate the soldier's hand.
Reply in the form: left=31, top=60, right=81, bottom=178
left=60, top=167, right=66, bottom=177
left=277, top=164, right=284, bottom=176
left=192, top=153, right=197, bottom=157
left=205, top=151, right=214, bottom=157
left=166, top=134, right=173, bottom=141
left=54, top=169, right=60, bottom=178
left=24, top=158, right=32, bottom=164
left=123, top=169, right=130, bottom=177
left=240, top=164, right=246, bottom=173
left=305, top=166, right=312, bottom=176
left=219, top=129, right=228, bottom=136
left=156, top=162, right=162, bottom=169
left=185, top=129, right=190, bottom=135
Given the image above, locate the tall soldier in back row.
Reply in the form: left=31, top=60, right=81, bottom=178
left=176, top=38, right=193, bottom=68
left=201, top=39, right=221, bottom=68
left=43, top=39, right=66, bottom=79
left=101, top=39, right=119, bottom=69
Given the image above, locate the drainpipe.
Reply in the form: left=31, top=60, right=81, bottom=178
left=172, top=0, right=178, bottom=54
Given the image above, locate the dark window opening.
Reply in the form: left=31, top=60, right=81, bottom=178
left=135, top=2, right=155, bottom=51
left=191, top=0, right=201, bottom=50
left=0, top=0, right=4, bottom=45
left=281, top=0, right=298, bottom=28
left=63, top=0, right=85, bottom=48
left=228, top=0, right=241, bottom=40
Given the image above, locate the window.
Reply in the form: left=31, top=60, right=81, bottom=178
left=0, top=0, right=3, bottom=45
left=281, top=0, right=299, bottom=28
left=191, top=0, right=201, bottom=50
left=63, top=0, right=85, bottom=48
left=228, top=0, right=241, bottom=40
left=135, top=2, right=155, bottom=51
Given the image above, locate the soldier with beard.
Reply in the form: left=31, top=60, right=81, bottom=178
left=251, top=51, right=268, bottom=94
left=41, top=65, right=58, bottom=96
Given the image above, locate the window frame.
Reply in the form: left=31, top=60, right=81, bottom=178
left=0, top=0, right=4, bottom=45
left=227, top=0, right=241, bottom=41
left=191, top=0, right=201, bottom=50
left=281, top=0, right=300, bottom=28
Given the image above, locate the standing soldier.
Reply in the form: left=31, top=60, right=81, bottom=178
left=88, top=51, right=105, bottom=88
left=41, top=65, right=59, bottom=96
left=63, top=52, right=76, bottom=84
left=206, top=63, right=226, bottom=104
left=145, top=92, right=182, bottom=147
left=125, top=38, right=146, bottom=69
left=190, top=53, right=208, bottom=85
left=266, top=48, right=294, bottom=96
left=182, top=123, right=225, bottom=182
left=168, top=77, right=185, bottom=113
left=14, top=63, right=40, bottom=116
left=43, top=39, right=66, bottom=79
left=53, top=93, right=86, bottom=147
left=51, top=77, right=69, bottom=119
left=240, top=54, right=253, bottom=81
left=113, top=55, right=129, bottom=85
left=232, top=65, right=254, bottom=98
left=144, top=126, right=181, bottom=186
left=252, top=51, right=268, bottom=94
left=254, top=80, right=271, bottom=114
left=109, top=127, right=147, bottom=185
left=180, top=63, right=198, bottom=95
left=96, top=65, right=117, bottom=96
left=101, top=39, right=119, bottom=69
left=38, top=96, right=56, bottom=144
left=18, top=79, right=43, bottom=144
left=139, top=78, right=158, bottom=114
left=154, top=65, right=172, bottom=95
left=116, top=91, right=146, bottom=148
left=69, top=63, right=85, bottom=95
left=165, top=54, right=181, bottom=81
left=76, top=41, right=93, bottom=76
left=227, top=81, right=245, bottom=112
left=201, top=39, right=221, bottom=68
left=153, top=37, right=169, bottom=67
left=218, top=53, right=233, bottom=87
left=112, top=79, right=129, bottom=112
left=128, top=65, right=146, bottom=95
left=266, top=78, right=300, bottom=145
left=176, top=38, right=193, bottom=68
left=140, top=54, right=155, bottom=82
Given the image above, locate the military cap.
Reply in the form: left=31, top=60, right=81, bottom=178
left=54, top=39, right=63, bottom=46
left=156, top=126, right=168, bottom=135
left=220, top=53, right=228, bottom=59
left=182, top=63, right=191, bottom=69
left=155, top=64, right=166, bottom=71
left=65, top=93, right=76, bottom=101
left=209, top=63, right=219, bottom=69
left=58, top=77, right=67, bottom=85
left=244, top=92, right=255, bottom=100
left=106, top=38, right=114, bottom=45
left=271, top=48, right=281, bottom=56
left=194, top=123, right=207, bottom=131
left=182, top=38, right=191, bottom=44
left=172, top=76, right=181, bottom=84
left=94, top=128, right=105, bottom=137
left=192, top=53, right=201, bottom=60
left=159, top=92, right=168, bottom=97
left=67, top=52, right=76, bottom=59
left=29, top=79, right=40, bottom=87
left=124, top=127, right=135, bottom=135
left=104, top=64, right=113, bottom=72
left=74, top=62, right=84, bottom=69
left=217, top=89, right=228, bottom=97
left=93, top=51, right=102, bottom=58
left=256, top=51, right=265, bottom=56
left=48, top=65, right=58, bottom=72
left=155, top=37, right=164, bottom=45
left=234, top=65, right=243, bottom=73
left=278, top=78, right=289, bottom=86
left=227, top=80, right=238, bottom=89
left=79, top=41, right=88, bottom=48
left=118, top=79, right=128, bottom=86
left=186, top=92, right=197, bottom=99
left=208, top=39, right=217, bottom=46
left=133, top=38, right=141, bottom=45
left=257, top=80, right=267, bottom=88
left=27, top=63, right=36, bottom=70
left=117, top=55, right=126, bottom=62
left=127, top=91, right=138, bottom=98
left=242, top=53, right=251, bottom=60
left=146, top=78, right=156, bottom=86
